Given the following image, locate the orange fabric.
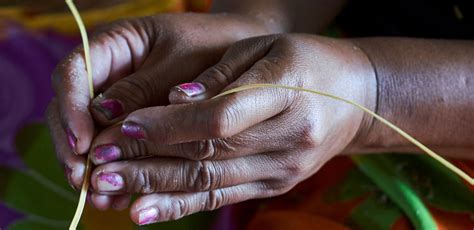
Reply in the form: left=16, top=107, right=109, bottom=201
left=247, top=210, right=349, bottom=230
left=245, top=156, right=474, bottom=230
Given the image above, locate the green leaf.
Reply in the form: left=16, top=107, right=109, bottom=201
left=352, top=155, right=437, bottom=230
left=3, top=167, right=76, bottom=221
left=388, top=154, right=474, bottom=212
left=2, top=123, right=77, bottom=222
left=14, top=123, right=73, bottom=194
left=348, top=194, right=403, bottom=230
left=8, top=216, right=67, bottom=230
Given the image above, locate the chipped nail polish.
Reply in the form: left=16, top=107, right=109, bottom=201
left=122, top=121, right=146, bottom=139
left=176, top=82, right=205, bottom=97
left=94, top=144, right=121, bottom=164
left=97, top=172, right=124, bottom=192
left=139, top=207, right=158, bottom=225
left=96, top=99, right=124, bottom=120
left=66, top=128, right=77, bottom=152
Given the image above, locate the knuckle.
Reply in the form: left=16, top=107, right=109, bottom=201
left=295, top=122, right=321, bottom=150
left=169, top=198, right=189, bottom=220
left=120, top=139, right=148, bottom=159
left=191, top=140, right=216, bottom=160
left=208, top=99, right=239, bottom=138
left=192, top=139, right=235, bottom=160
left=251, top=58, right=282, bottom=83
left=204, top=189, right=226, bottom=211
left=130, top=168, right=157, bottom=194
left=187, top=161, right=219, bottom=192
left=204, top=62, right=234, bottom=87
left=111, top=76, right=154, bottom=107
left=98, top=18, right=143, bottom=42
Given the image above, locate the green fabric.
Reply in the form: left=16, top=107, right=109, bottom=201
left=352, top=155, right=437, bottom=230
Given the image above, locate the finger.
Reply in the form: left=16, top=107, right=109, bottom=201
left=91, top=193, right=113, bottom=211
left=91, top=28, right=227, bottom=126
left=129, top=182, right=279, bottom=225
left=46, top=99, right=86, bottom=189
left=90, top=118, right=296, bottom=164
left=90, top=154, right=287, bottom=195
left=123, top=85, right=289, bottom=144
left=169, top=35, right=278, bottom=104
left=52, top=19, right=151, bottom=154
left=89, top=67, right=155, bottom=125
left=112, top=194, right=131, bottom=211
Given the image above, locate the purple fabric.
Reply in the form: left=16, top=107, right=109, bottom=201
left=0, top=22, right=80, bottom=227
left=212, top=206, right=237, bottom=230
left=0, top=203, right=22, bottom=228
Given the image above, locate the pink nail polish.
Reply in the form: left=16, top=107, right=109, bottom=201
left=97, top=99, right=124, bottom=120
left=97, top=172, right=124, bottom=191
left=66, top=128, right=77, bottom=152
left=139, top=207, right=158, bottom=225
left=122, top=121, right=146, bottom=139
left=176, top=82, right=205, bottom=97
left=94, top=144, right=121, bottom=164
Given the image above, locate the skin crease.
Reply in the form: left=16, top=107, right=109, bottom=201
left=88, top=34, right=376, bottom=224
left=47, top=0, right=345, bottom=215
left=47, top=11, right=278, bottom=211
left=45, top=0, right=474, bottom=225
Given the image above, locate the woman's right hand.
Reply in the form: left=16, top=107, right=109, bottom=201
left=46, top=12, right=272, bottom=210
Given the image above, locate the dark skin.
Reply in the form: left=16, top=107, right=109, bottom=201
left=46, top=0, right=474, bottom=226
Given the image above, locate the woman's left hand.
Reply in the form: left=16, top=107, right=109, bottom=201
left=87, top=34, right=376, bottom=225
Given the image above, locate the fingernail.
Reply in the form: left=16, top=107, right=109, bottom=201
left=176, top=82, right=205, bottom=97
left=138, top=207, right=158, bottom=225
left=95, top=99, right=124, bottom=120
left=94, top=144, right=121, bottom=164
left=122, top=121, right=146, bottom=139
left=97, top=172, right=124, bottom=192
left=66, top=128, right=77, bottom=153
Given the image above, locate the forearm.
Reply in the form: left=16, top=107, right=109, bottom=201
left=353, top=38, right=474, bottom=158
left=211, top=0, right=346, bottom=33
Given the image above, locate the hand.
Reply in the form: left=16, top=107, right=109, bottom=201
left=46, top=13, right=271, bottom=210
left=87, top=34, right=376, bottom=224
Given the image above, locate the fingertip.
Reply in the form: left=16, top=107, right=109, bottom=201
left=112, top=195, right=131, bottom=211
left=64, top=119, right=94, bottom=155
left=121, top=121, right=147, bottom=140
left=129, top=195, right=160, bottom=226
left=68, top=159, right=86, bottom=189
left=92, top=193, right=113, bottom=211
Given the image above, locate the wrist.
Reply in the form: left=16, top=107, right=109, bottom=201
left=342, top=40, right=378, bottom=154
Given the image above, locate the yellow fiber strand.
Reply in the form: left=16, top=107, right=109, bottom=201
left=66, top=0, right=94, bottom=229
left=214, top=84, right=474, bottom=185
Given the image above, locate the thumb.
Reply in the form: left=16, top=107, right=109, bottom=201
left=168, top=35, right=277, bottom=104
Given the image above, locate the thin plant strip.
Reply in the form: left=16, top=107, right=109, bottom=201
left=214, top=84, right=474, bottom=185
left=66, top=1, right=473, bottom=227
left=65, top=0, right=94, bottom=229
